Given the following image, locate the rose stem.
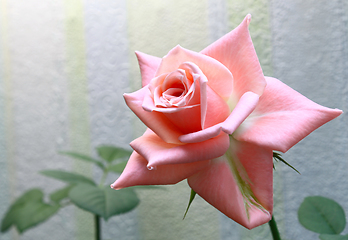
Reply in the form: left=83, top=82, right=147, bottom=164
left=268, top=215, right=281, bottom=240
left=95, top=214, right=101, bottom=240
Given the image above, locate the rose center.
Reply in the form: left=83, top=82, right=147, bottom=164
left=163, top=88, right=184, bottom=98
left=157, top=70, right=192, bottom=107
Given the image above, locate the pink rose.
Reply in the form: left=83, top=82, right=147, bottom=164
left=111, top=15, right=342, bottom=229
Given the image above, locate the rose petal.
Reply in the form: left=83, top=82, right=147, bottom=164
left=149, top=69, right=193, bottom=108
left=111, top=151, right=211, bottom=190
left=124, top=86, right=183, bottom=144
left=135, top=51, right=161, bottom=87
left=143, top=76, right=201, bottom=113
left=179, top=62, right=208, bottom=130
left=203, top=85, right=230, bottom=129
left=221, top=91, right=259, bottom=134
left=179, top=124, right=223, bottom=143
left=179, top=91, right=259, bottom=143
left=130, top=129, right=230, bottom=168
left=159, top=62, right=208, bottom=133
left=156, top=45, right=233, bottom=100
left=201, top=14, right=266, bottom=100
left=188, top=139, right=273, bottom=229
left=163, top=105, right=202, bottom=133
left=231, top=139, right=273, bottom=215
left=234, top=77, right=343, bottom=152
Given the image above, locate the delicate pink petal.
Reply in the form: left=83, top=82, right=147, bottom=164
left=163, top=105, right=202, bottom=133
left=161, top=63, right=207, bottom=133
left=142, top=83, right=200, bottom=113
left=188, top=140, right=273, bottom=229
left=221, top=91, right=259, bottom=134
left=203, top=85, right=230, bottom=129
left=144, top=62, right=208, bottom=133
left=150, top=69, right=192, bottom=108
left=201, top=14, right=266, bottom=100
left=234, top=77, right=343, bottom=152
left=124, top=86, right=183, bottom=144
left=156, top=45, right=233, bottom=100
left=231, top=139, right=273, bottom=215
left=179, top=124, right=222, bottom=143
left=142, top=89, right=157, bottom=111
left=130, top=130, right=230, bottom=168
left=179, top=91, right=258, bottom=143
left=143, top=99, right=200, bottom=113
left=179, top=62, right=208, bottom=130
left=111, top=151, right=211, bottom=189
left=135, top=51, right=161, bottom=87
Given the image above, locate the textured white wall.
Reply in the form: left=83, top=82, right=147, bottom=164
left=271, top=1, right=348, bottom=239
left=0, top=1, right=346, bottom=240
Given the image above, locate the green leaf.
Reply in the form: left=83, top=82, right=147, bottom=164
left=1, top=189, right=43, bottom=232
left=15, top=201, right=60, bottom=233
left=298, top=196, right=346, bottom=234
left=1, top=188, right=60, bottom=233
left=107, top=161, right=128, bottom=173
left=96, top=145, right=131, bottom=163
left=69, top=183, right=139, bottom=220
left=40, top=170, right=96, bottom=186
left=320, top=234, right=348, bottom=240
left=60, top=151, right=105, bottom=169
left=50, top=185, right=74, bottom=203
left=183, top=189, right=196, bottom=219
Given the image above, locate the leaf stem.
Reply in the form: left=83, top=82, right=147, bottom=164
left=94, top=214, right=101, bottom=240
left=99, top=170, right=108, bottom=188
left=268, top=215, right=281, bottom=240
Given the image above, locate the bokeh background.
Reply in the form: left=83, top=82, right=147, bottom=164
left=0, top=0, right=347, bottom=239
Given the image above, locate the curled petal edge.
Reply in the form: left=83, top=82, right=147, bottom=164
left=179, top=91, right=259, bottom=143
left=130, top=129, right=230, bottom=168
left=110, top=151, right=211, bottom=190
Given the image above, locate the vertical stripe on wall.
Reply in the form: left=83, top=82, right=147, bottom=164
left=83, top=0, right=140, bottom=239
left=227, top=0, right=273, bottom=77
left=207, top=0, right=229, bottom=43
left=126, top=1, right=220, bottom=239
left=0, top=0, right=79, bottom=239
left=8, top=0, right=77, bottom=239
left=0, top=0, right=16, bottom=239
left=64, top=0, right=93, bottom=239
left=270, top=1, right=348, bottom=239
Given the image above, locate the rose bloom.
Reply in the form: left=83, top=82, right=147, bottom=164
left=111, top=15, right=342, bottom=229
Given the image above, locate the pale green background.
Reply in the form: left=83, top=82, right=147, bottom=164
left=0, top=0, right=347, bottom=239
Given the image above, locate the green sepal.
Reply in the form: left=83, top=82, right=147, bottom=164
left=40, top=170, right=96, bottom=186
left=183, top=188, right=196, bottom=219
left=96, top=145, right=132, bottom=163
left=273, top=152, right=300, bottom=174
left=59, top=151, right=105, bottom=170
left=69, top=183, right=139, bottom=220
left=298, top=196, right=346, bottom=234
left=1, top=188, right=60, bottom=233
